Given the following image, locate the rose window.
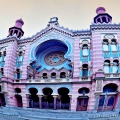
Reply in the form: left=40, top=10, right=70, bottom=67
left=44, top=51, right=66, bottom=66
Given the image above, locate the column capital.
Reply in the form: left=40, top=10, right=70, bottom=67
left=37, top=94, right=43, bottom=98
left=88, top=67, right=91, bottom=70
left=27, top=66, right=30, bottom=70
left=69, top=95, right=72, bottom=98
left=110, top=63, right=113, bottom=66
left=79, top=67, right=82, bottom=70
left=70, top=62, right=74, bottom=66
left=26, top=93, right=30, bottom=97
left=53, top=95, right=58, bottom=98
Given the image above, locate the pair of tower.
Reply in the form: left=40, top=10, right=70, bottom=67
left=7, top=7, right=112, bottom=39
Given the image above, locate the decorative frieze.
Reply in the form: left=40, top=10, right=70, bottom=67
left=95, top=80, right=103, bottom=93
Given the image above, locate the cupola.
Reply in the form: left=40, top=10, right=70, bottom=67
left=94, top=7, right=112, bottom=24
left=8, top=19, right=24, bottom=39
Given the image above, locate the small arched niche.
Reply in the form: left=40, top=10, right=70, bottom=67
left=15, top=88, right=21, bottom=93
left=78, top=87, right=89, bottom=94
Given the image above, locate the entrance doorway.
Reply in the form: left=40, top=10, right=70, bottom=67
left=97, top=83, right=117, bottom=112
left=77, top=97, right=88, bottom=111
left=77, top=87, right=89, bottom=111
left=0, top=93, right=6, bottom=106
left=15, top=88, right=23, bottom=107
left=29, top=88, right=39, bottom=108
left=57, top=87, right=70, bottom=110
left=42, top=88, right=54, bottom=109
left=98, top=95, right=116, bottom=111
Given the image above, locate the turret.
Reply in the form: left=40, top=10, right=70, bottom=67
left=8, top=19, right=24, bottom=39
left=94, top=7, right=112, bottom=24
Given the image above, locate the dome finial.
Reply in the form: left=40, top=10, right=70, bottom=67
left=96, top=7, right=106, bottom=14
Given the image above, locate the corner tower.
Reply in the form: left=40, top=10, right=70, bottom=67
left=8, top=19, right=24, bottom=39
left=94, top=7, right=112, bottom=24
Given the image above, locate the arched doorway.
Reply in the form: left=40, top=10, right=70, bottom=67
left=57, top=87, right=70, bottom=110
left=77, top=87, right=89, bottom=111
left=0, top=85, right=6, bottom=106
left=29, top=88, right=39, bottom=108
left=42, top=88, right=54, bottom=109
left=98, top=83, right=117, bottom=111
left=15, top=88, right=23, bottom=107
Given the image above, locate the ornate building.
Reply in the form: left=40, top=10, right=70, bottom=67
left=0, top=7, right=120, bottom=112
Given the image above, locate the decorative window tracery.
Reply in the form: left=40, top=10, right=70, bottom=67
left=44, top=51, right=66, bottom=66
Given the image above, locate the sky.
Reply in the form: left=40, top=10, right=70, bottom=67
left=0, top=0, right=120, bottom=39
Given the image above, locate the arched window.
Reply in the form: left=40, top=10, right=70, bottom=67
left=51, top=72, right=56, bottom=78
left=103, top=60, right=110, bottom=73
left=16, top=69, right=20, bottom=79
left=98, top=96, right=105, bottom=106
left=107, top=96, right=114, bottom=106
left=111, top=39, right=117, bottom=51
left=82, top=64, right=88, bottom=77
left=60, top=72, right=66, bottom=78
left=18, top=51, right=23, bottom=63
left=113, top=60, right=119, bottom=73
left=1, top=68, right=4, bottom=75
left=42, top=73, right=47, bottom=79
left=0, top=85, right=1, bottom=92
left=78, top=87, right=89, bottom=94
left=103, top=84, right=117, bottom=93
left=82, top=44, right=88, bottom=56
left=103, top=39, right=109, bottom=51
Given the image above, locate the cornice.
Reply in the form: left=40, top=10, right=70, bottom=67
left=0, top=36, right=18, bottom=45
left=1, top=23, right=120, bottom=45
left=90, top=23, right=120, bottom=31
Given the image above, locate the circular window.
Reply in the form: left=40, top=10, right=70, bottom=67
left=44, top=51, right=66, bottom=66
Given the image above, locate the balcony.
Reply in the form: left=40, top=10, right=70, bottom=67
left=26, top=75, right=72, bottom=83
left=79, top=76, right=91, bottom=81
left=111, top=51, right=119, bottom=58
left=103, top=51, right=110, bottom=58
left=82, top=56, right=88, bottom=62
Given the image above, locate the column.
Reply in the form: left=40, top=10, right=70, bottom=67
left=27, top=66, right=30, bottom=80
left=108, top=41, right=111, bottom=56
left=38, top=95, right=42, bottom=109
left=93, top=94, right=100, bottom=112
left=26, top=94, right=29, bottom=108
left=53, top=95, right=57, bottom=110
left=88, top=67, right=91, bottom=76
left=110, top=63, right=113, bottom=73
left=88, top=46, right=90, bottom=61
left=118, top=63, right=120, bottom=73
left=69, top=95, right=72, bottom=110
left=4, top=92, right=8, bottom=106
left=79, top=67, right=82, bottom=77
left=33, top=70, right=36, bottom=79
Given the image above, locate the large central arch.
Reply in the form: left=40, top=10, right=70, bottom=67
left=29, top=39, right=72, bottom=71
